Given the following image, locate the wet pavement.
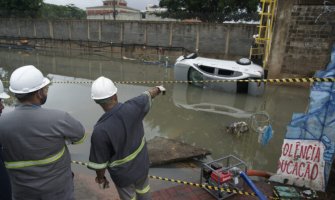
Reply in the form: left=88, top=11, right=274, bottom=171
left=74, top=161, right=335, bottom=200
left=73, top=164, right=205, bottom=199
left=73, top=171, right=217, bottom=200
left=74, top=173, right=119, bottom=200
left=151, top=185, right=214, bottom=200
left=73, top=170, right=273, bottom=200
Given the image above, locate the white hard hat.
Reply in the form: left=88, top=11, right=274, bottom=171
left=0, top=80, right=9, bottom=99
left=91, top=76, right=118, bottom=100
left=9, top=65, right=50, bottom=94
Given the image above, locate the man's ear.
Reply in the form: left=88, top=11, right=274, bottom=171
left=112, top=95, right=118, bottom=102
left=36, top=89, right=44, bottom=99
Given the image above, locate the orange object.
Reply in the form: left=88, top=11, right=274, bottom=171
left=247, top=169, right=272, bottom=179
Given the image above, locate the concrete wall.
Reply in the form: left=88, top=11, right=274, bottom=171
left=0, top=19, right=257, bottom=58
left=268, top=1, right=335, bottom=77
left=87, top=12, right=177, bottom=22
left=87, top=12, right=142, bottom=21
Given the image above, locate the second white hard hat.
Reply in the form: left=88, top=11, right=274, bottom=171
left=0, top=80, right=9, bottom=99
left=91, top=76, right=118, bottom=100
left=9, top=65, right=50, bottom=94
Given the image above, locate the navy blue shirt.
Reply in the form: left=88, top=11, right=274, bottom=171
left=0, top=145, right=11, bottom=200
left=89, top=94, right=151, bottom=187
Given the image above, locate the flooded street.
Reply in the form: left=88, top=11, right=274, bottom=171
left=0, top=48, right=310, bottom=175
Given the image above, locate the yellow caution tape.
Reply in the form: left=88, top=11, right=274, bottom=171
left=71, top=160, right=88, bottom=166
left=46, top=77, right=335, bottom=84
left=2, top=77, right=335, bottom=85
left=71, top=160, right=279, bottom=199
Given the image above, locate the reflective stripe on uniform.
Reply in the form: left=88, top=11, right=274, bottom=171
left=87, top=161, right=109, bottom=169
left=130, top=196, right=136, bottom=200
left=136, top=184, right=150, bottom=194
left=73, top=133, right=87, bottom=144
left=109, top=137, right=145, bottom=168
left=5, top=146, right=66, bottom=169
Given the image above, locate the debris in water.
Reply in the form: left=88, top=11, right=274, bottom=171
left=226, top=121, right=249, bottom=135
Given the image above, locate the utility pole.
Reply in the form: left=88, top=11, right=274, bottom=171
left=113, top=0, right=116, bottom=20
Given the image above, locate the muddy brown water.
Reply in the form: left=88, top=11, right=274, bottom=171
left=0, top=49, right=310, bottom=176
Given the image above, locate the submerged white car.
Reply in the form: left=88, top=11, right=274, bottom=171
left=174, top=53, right=265, bottom=95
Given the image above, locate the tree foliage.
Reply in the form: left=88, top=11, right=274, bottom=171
left=0, top=0, right=86, bottom=19
left=158, top=0, right=260, bottom=22
left=41, top=4, right=86, bottom=20
left=0, top=0, right=43, bottom=18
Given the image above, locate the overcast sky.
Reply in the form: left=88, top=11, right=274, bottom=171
left=44, top=0, right=160, bottom=10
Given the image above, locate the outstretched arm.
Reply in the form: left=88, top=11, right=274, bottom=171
left=148, top=85, right=166, bottom=99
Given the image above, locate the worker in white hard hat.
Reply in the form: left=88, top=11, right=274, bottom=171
left=0, top=79, right=12, bottom=200
left=0, top=65, right=86, bottom=200
left=0, top=79, right=9, bottom=116
left=88, top=76, right=165, bottom=200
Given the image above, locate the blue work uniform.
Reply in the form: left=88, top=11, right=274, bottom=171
left=88, top=92, right=152, bottom=199
left=0, top=146, right=11, bottom=200
left=0, top=104, right=86, bottom=200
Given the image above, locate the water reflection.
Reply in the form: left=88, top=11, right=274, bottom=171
left=173, top=83, right=262, bottom=118
left=0, top=48, right=310, bottom=173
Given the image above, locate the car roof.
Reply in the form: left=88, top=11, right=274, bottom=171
left=180, top=57, right=263, bottom=72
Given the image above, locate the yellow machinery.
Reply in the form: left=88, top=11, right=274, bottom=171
left=249, top=0, right=278, bottom=68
